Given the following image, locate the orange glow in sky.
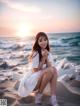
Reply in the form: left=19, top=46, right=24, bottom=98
left=0, top=0, right=80, bottom=37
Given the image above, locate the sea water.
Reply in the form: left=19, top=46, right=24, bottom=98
left=0, top=32, right=80, bottom=78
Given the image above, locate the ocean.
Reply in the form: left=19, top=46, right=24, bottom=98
left=0, top=32, right=80, bottom=78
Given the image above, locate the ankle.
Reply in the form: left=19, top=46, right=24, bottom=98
left=35, top=90, right=42, bottom=95
left=36, top=92, right=43, bottom=97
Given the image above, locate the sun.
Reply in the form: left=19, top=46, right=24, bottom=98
left=16, top=23, right=33, bottom=38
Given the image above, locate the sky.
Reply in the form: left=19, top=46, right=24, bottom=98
left=0, top=0, right=80, bottom=37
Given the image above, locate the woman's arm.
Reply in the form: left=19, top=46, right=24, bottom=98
left=41, top=49, right=52, bottom=67
left=38, top=57, right=46, bottom=70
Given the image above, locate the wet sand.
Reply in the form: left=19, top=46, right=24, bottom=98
left=0, top=80, right=80, bottom=106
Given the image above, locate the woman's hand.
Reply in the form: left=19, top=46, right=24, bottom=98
left=41, top=49, right=48, bottom=57
left=41, top=49, right=49, bottom=63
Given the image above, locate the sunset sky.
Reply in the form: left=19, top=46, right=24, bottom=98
left=0, top=0, right=80, bottom=37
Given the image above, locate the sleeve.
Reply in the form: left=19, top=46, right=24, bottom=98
left=31, top=52, right=39, bottom=68
left=48, top=53, right=55, bottom=67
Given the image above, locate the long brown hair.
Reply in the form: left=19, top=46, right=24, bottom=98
left=31, top=32, right=50, bottom=62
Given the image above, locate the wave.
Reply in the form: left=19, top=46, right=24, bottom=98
left=50, top=35, right=80, bottom=47
left=67, top=56, right=80, bottom=63
left=0, top=43, right=25, bottom=51
left=61, top=35, right=80, bottom=46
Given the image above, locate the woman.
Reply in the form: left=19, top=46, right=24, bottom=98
left=18, top=32, right=58, bottom=106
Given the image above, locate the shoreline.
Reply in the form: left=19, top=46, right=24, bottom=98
left=0, top=80, right=80, bottom=106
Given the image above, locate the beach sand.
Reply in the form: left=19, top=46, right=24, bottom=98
left=0, top=79, right=80, bottom=106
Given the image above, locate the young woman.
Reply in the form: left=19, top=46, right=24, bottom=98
left=18, top=32, right=59, bottom=106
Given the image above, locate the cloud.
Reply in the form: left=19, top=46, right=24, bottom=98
left=0, top=0, right=41, bottom=13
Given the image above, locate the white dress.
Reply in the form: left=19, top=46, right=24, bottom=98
left=18, top=51, right=55, bottom=97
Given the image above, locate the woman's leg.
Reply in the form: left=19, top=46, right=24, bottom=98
left=33, top=72, right=45, bottom=91
left=38, top=67, right=58, bottom=106
left=34, top=67, right=58, bottom=94
left=38, top=67, right=53, bottom=93
left=35, top=68, right=53, bottom=106
left=34, top=71, right=47, bottom=106
left=50, top=67, right=59, bottom=106
left=50, top=67, right=58, bottom=95
left=35, top=67, right=58, bottom=106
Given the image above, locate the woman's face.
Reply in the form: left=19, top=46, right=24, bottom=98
left=38, top=36, right=48, bottom=50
